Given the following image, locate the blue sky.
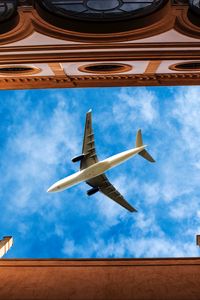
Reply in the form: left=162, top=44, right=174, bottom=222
left=0, top=86, right=200, bottom=258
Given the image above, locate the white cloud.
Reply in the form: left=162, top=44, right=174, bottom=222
left=112, top=88, right=158, bottom=136
left=0, top=95, right=81, bottom=213
left=128, top=238, right=199, bottom=258
left=134, top=212, right=163, bottom=236
left=62, top=233, right=199, bottom=258
left=94, top=174, right=140, bottom=226
left=142, top=182, right=160, bottom=204
left=62, top=239, right=76, bottom=256
left=54, top=224, right=65, bottom=238
left=169, top=197, right=200, bottom=220
left=18, top=223, right=29, bottom=236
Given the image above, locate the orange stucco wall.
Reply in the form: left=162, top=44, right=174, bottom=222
left=0, top=258, right=200, bottom=300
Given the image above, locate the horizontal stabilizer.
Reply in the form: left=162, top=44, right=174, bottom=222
left=139, top=149, right=155, bottom=163
left=136, top=129, right=155, bottom=163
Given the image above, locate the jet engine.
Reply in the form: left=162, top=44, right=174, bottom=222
left=87, top=187, right=99, bottom=196
left=71, top=154, right=85, bottom=163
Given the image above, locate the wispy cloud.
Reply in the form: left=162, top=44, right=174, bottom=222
left=113, top=88, right=158, bottom=125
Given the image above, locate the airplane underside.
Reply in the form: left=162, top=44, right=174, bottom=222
left=47, top=110, right=155, bottom=212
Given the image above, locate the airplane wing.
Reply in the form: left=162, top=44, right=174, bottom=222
left=86, top=174, right=137, bottom=212
left=80, top=110, right=98, bottom=170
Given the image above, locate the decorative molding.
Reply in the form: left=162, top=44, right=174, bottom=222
left=3, top=49, right=200, bottom=65
left=1, top=2, right=200, bottom=92
left=2, top=41, right=200, bottom=54
left=0, top=3, right=174, bottom=45
left=1, top=3, right=200, bottom=46
left=34, top=0, right=169, bottom=34
left=174, top=6, right=200, bottom=40
left=1, top=3, right=200, bottom=47
left=0, top=11, right=34, bottom=46
left=1, top=257, right=200, bottom=266
left=144, top=61, right=162, bottom=74
left=1, top=73, right=200, bottom=90
left=48, top=63, right=65, bottom=76
left=31, top=3, right=174, bottom=43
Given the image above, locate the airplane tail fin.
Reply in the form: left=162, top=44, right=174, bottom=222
left=136, top=129, right=155, bottom=163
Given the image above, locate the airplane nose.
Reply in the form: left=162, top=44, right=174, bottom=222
left=47, top=181, right=62, bottom=192
left=47, top=185, right=56, bottom=193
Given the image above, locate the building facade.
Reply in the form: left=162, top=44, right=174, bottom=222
left=0, top=258, right=200, bottom=300
left=1, top=0, right=200, bottom=90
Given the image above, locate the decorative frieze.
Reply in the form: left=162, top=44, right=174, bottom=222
left=1, top=73, right=200, bottom=90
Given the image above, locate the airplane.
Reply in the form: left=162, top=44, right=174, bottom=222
left=47, top=109, right=155, bottom=212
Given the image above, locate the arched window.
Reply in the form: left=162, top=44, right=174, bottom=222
left=36, top=0, right=167, bottom=33
left=0, top=0, right=18, bottom=34
left=40, top=0, right=165, bottom=21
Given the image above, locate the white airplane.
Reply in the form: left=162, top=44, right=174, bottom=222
left=47, top=110, right=155, bottom=212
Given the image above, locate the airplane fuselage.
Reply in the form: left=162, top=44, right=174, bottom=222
left=47, top=145, right=146, bottom=193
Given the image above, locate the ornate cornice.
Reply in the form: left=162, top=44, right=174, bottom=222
left=2, top=49, right=200, bottom=65
left=1, top=73, right=200, bottom=90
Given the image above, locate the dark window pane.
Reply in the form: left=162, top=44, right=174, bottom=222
left=171, top=62, right=200, bottom=70
left=85, top=64, right=123, bottom=72
left=87, top=0, right=120, bottom=10
left=79, top=63, right=132, bottom=73
left=121, top=3, right=150, bottom=11
left=41, top=0, right=166, bottom=21
left=59, top=4, right=85, bottom=12
left=0, top=66, right=33, bottom=72
left=0, top=1, right=17, bottom=23
left=189, top=0, right=200, bottom=14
